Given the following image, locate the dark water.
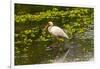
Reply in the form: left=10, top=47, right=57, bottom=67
left=15, top=35, right=94, bottom=65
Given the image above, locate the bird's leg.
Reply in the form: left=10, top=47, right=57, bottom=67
left=54, top=37, right=64, bottom=59
left=49, top=37, right=59, bottom=59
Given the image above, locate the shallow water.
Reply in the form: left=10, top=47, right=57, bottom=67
left=15, top=37, right=94, bottom=65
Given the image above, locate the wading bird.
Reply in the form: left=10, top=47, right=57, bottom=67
left=47, top=21, right=69, bottom=39
left=46, top=21, right=70, bottom=61
left=44, top=21, right=70, bottom=62
left=44, top=21, right=69, bottom=48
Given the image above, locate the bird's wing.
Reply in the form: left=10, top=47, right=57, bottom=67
left=50, top=26, right=69, bottom=38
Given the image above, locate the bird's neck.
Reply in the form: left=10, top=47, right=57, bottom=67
left=48, top=25, right=53, bottom=28
left=48, top=25, right=53, bottom=31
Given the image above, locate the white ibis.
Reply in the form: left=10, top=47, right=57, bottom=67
left=47, top=21, right=69, bottom=39
left=46, top=21, right=70, bottom=61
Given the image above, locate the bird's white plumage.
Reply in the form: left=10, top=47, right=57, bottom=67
left=48, top=26, right=69, bottom=38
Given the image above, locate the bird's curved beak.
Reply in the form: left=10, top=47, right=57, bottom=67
left=43, top=24, right=49, bottom=31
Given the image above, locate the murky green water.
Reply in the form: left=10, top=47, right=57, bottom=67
left=15, top=35, right=94, bottom=65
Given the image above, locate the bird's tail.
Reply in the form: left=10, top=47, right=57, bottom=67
left=64, top=29, right=72, bottom=39
left=65, top=34, right=69, bottom=39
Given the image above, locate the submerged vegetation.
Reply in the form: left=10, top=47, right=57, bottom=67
left=15, top=4, right=94, bottom=65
